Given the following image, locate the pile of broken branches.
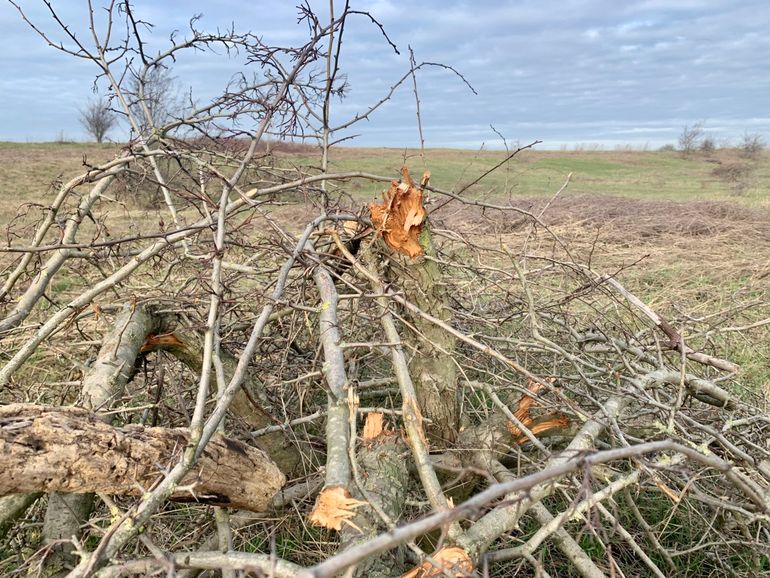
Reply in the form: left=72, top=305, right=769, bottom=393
left=1, top=2, right=768, bottom=577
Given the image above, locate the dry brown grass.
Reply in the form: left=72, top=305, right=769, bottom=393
left=2, top=143, right=769, bottom=393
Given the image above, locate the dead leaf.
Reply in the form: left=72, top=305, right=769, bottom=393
left=402, top=546, right=474, bottom=578
left=309, top=486, right=367, bottom=531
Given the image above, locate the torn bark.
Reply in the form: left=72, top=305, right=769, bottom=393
left=504, top=379, right=570, bottom=445
left=306, top=441, right=725, bottom=578
left=0, top=404, right=285, bottom=512
left=452, top=379, right=568, bottom=489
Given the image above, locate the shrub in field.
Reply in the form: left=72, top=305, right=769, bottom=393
left=740, top=131, right=765, bottom=159
left=79, top=96, right=117, bottom=143
left=678, top=121, right=705, bottom=155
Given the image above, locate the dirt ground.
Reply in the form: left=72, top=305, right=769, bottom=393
left=438, top=194, right=770, bottom=237
left=437, top=194, right=770, bottom=280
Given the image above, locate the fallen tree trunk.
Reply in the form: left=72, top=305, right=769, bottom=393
left=0, top=404, right=285, bottom=512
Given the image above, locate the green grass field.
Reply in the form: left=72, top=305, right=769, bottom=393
left=1, top=142, right=768, bottom=391
left=2, top=142, right=768, bottom=204
left=319, top=146, right=770, bottom=203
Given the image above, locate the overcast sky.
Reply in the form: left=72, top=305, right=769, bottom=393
left=2, top=0, right=769, bottom=149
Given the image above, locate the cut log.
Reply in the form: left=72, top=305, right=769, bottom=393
left=0, top=404, right=285, bottom=513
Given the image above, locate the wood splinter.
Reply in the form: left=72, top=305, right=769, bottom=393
left=506, top=379, right=569, bottom=445
left=402, top=546, right=474, bottom=578
left=369, top=166, right=429, bottom=258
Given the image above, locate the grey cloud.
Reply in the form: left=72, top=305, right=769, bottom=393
left=1, top=0, right=769, bottom=148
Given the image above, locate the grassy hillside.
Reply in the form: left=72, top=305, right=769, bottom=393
left=1, top=142, right=769, bottom=390
left=1, top=142, right=768, bottom=204
left=319, top=146, right=770, bottom=202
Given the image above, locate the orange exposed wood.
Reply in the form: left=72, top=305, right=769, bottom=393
left=401, top=546, right=474, bottom=577
left=512, top=414, right=570, bottom=445
left=362, top=412, right=385, bottom=440
left=309, top=486, right=366, bottom=531
left=369, top=166, right=429, bottom=258
left=506, top=378, right=569, bottom=444
left=140, top=332, right=185, bottom=353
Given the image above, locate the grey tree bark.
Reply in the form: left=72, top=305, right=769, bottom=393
left=392, top=226, right=459, bottom=446
left=338, top=421, right=411, bottom=577
left=42, top=303, right=157, bottom=575
left=0, top=404, right=285, bottom=510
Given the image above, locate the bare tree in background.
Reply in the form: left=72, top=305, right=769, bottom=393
left=124, top=65, right=181, bottom=135
left=678, top=121, right=705, bottom=155
left=78, top=96, right=116, bottom=142
left=740, top=131, right=765, bottom=158
left=1, top=2, right=769, bottom=578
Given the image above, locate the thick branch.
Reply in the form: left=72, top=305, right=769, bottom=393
left=601, top=275, right=739, bottom=373
left=457, top=395, right=629, bottom=556
left=42, top=303, right=158, bottom=574
left=0, top=405, right=285, bottom=512
left=338, top=419, right=411, bottom=577
left=312, top=262, right=351, bottom=489
left=143, top=316, right=302, bottom=475
left=305, top=439, right=758, bottom=578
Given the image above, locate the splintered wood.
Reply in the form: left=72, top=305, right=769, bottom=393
left=369, top=166, right=429, bottom=258
left=506, top=379, right=569, bottom=445
left=362, top=411, right=387, bottom=441
left=140, top=332, right=185, bottom=353
left=309, top=486, right=366, bottom=531
left=401, top=547, right=474, bottom=578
